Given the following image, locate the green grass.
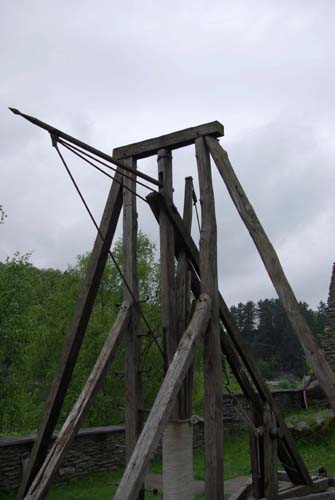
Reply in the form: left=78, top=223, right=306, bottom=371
left=1, top=421, right=334, bottom=499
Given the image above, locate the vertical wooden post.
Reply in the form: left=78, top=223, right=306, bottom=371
left=157, top=149, right=177, bottom=400
left=248, top=407, right=264, bottom=499
left=195, top=136, right=224, bottom=500
left=176, top=176, right=194, bottom=419
left=206, top=135, right=335, bottom=413
left=123, top=158, right=144, bottom=499
left=263, top=404, right=278, bottom=499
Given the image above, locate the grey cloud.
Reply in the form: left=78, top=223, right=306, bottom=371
left=1, top=0, right=334, bottom=308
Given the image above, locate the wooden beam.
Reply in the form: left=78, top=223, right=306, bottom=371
left=123, top=158, right=144, bottom=500
left=176, top=176, right=194, bottom=419
left=277, top=478, right=329, bottom=499
left=113, top=295, right=211, bottom=500
left=195, top=136, right=224, bottom=500
left=248, top=406, right=264, bottom=498
left=146, top=190, right=312, bottom=486
left=229, top=478, right=252, bottom=500
left=157, top=149, right=177, bottom=379
left=24, top=302, right=131, bottom=500
left=206, top=135, right=335, bottom=413
left=263, top=404, right=278, bottom=499
left=113, top=121, right=224, bottom=160
left=17, top=170, right=124, bottom=499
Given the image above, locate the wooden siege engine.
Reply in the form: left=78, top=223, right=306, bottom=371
left=10, top=108, right=335, bottom=499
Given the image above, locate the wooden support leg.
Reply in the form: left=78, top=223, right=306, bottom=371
left=17, top=171, right=124, bottom=499
left=114, top=295, right=211, bottom=500
left=24, top=302, right=131, bottom=500
left=263, top=404, right=278, bottom=499
left=146, top=190, right=312, bottom=486
left=195, top=137, right=224, bottom=500
left=206, top=135, right=335, bottom=413
left=249, top=406, right=264, bottom=499
left=123, top=157, right=144, bottom=500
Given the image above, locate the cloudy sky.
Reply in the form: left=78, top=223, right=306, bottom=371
left=1, top=0, right=334, bottom=308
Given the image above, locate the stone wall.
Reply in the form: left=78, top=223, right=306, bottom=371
left=0, top=426, right=125, bottom=491
left=0, top=388, right=326, bottom=493
left=321, top=262, right=335, bottom=371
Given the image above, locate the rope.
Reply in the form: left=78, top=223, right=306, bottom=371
left=52, top=137, right=164, bottom=360
left=58, top=140, right=149, bottom=204
left=58, top=139, right=157, bottom=194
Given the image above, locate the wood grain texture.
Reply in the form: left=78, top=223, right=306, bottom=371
left=157, top=149, right=178, bottom=411
left=206, top=135, right=335, bottom=413
left=146, top=190, right=312, bottom=486
left=195, top=136, right=224, bottom=500
left=176, top=177, right=194, bottom=419
left=113, top=295, right=211, bottom=500
left=17, top=170, right=124, bottom=500
left=123, top=157, right=144, bottom=500
left=113, top=121, right=224, bottom=159
left=263, top=404, right=278, bottom=498
left=24, top=303, right=131, bottom=500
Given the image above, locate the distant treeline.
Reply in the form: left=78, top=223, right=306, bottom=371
left=0, top=232, right=326, bottom=435
left=230, top=299, right=326, bottom=379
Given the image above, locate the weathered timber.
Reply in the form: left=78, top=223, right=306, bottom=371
left=248, top=407, right=264, bottom=498
left=195, top=136, right=224, bottom=500
left=228, top=478, right=252, bottom=500
left=276, top=478, right=330, bottom=499
left=123, top=158, right=144, bottom=500
left=9, top=108, right=160, bottom=187
left=263, top=404, right=278, bottom=499
left=17, top=170, right=124, bottom=499
left=146, top=190, right=311, bottom=485
left=206, top=135, right=335, bottom=413
left=113, top=121, right=224, bottom=160
left=176, top=176, right=194, bottom=419
left=288, top=491, right=335, bottom=500
left=113, top=295, right=211, bottom=500
left=24, top=303, right=131, bottom=500
left=157, top=149, right=178, bottom=402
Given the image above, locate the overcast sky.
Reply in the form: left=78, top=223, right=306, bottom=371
left=1, top=0, right=334, bottom=308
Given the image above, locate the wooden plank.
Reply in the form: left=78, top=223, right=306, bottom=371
left=17, top=169, right=124, bottom=499
left=146, top=190, right=312, bottom=486
left=288, top=491, right=335, bottom=500
left=263, top=404, right=278, bottom=498
left=176, top=176, right=194, bottom=419
left=206, top=135, right=335, bottom=413
left=113, top=121, right=224, bottom=160
left=114, top=295, right=211, bottom=500
left=229, top=478, right=252, bottom=500
left=277, top=478, right=329, bottom=499
left=195, top=136, right=224, bottom=500
left=123, top=158, right=144, bottom=500
left=24, top=302, right=131, bottom=500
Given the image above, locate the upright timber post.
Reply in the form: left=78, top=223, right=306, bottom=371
left=206, top=135, right=335, bottom=413
left=196, top=136, right=224, bottom=500
left=158, top=149, right=193, bottom=500
left=123, top=157, right=144, bottom=499
left=176, top=177, right=194, bottom=419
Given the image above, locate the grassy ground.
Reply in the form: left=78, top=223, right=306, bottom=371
left=1, top=422, right=334, bottom=499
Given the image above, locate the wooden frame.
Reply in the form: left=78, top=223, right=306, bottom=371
left=11, top=116, right=334, bottom=500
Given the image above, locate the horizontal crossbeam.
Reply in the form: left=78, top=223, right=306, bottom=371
left=113, top=121, right=224, bottom=160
